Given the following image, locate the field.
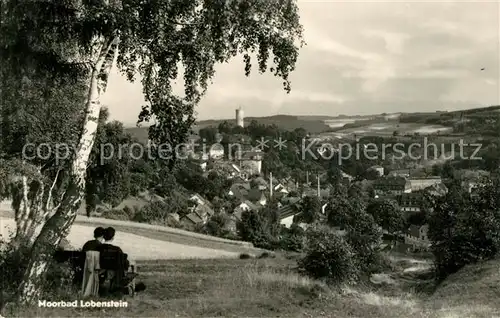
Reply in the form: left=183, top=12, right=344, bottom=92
left=2, top=204, right=500, bottom=317
left=1, top=218, right=242, bottom=260
left=8, top=253, right=500, bottom=317
left=0, top=211, right=267, bottom=257
left=321, top=122, right=453, bottom=139
left=6, top=256, right=427, bottom=317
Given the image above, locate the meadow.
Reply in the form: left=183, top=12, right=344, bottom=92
left=7, top=253, right=500, bottom=317
left=323, top=123, right=453, bottom=139
left=3, top=205, right=500, bottom=317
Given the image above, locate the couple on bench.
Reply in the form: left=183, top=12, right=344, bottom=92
left=56, top=227, right=146, bottom=297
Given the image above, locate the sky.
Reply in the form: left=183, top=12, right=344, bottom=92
left=102, top=0, right=500, bottom=126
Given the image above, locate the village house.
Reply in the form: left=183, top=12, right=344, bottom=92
left=190, top=193, right=214, bottom=209
left=236, top=149, right=263, bottom=175
left=396, top=192, right=424, bottom=214
left=368, top=165, right=384, bottom=177
left=388, top=169, right=411, bottom=178
left=462, top=180, right=484, bottom=196
left=302, top=187, right=330, bottom=199
left=233, top=200, right=261, bottom=216
left=409, top=176, right=442, bottom=192
left=187, top=193, right=215, bottom=223
left=373, top=177, right=411, bottom=197
left=282, top=177, right=299, bottom=192
left=188, top=158, right=207, bottom=172
left=278, top=196, right=328, bottom=228
left=207, top=161, right=241, bottom=179
left=247, top=188, right=267, bottom=206
left=340, top=171, right=354, bottom=187
left=228, top=182, right=251, bottom=200
left=278, top=198, right=303, bottom=228
left=404, top=224, right=431, bottom=250
left=251, top=176, right=269, bottom=190
left=424, top=182, right=448, bottom=196
left=180, top=212, right=204, bottom=230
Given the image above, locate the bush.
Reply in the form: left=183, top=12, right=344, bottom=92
left=102, top=208, right=130, bottom=221
left=122, top=206, right=136, bottom=219
left=203, top=214, right=229, bottom=237
left=298, top=225, right=358, bottom=284
left=0, top=235, right=77, bottom=310
left=236, top=210, right=278, bottom=250
left=279, top=224, right=305, bottom=252
left=428, top=177, right=500, bottom=279
left=133, top=201, right=170, bottom=224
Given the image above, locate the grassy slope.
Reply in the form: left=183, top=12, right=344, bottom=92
left=425, top=258, right=500, bottom=317
left=11, top=257, right=422, bottom=318
left=11, top=256, right=500, bottom=317
left=3, top=226, right=500, bottom=318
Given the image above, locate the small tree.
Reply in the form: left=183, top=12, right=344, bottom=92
left=279, top=224, right=305, bottom=252
left=237, top=210, right=277, bottom=249
left=296, top=196, right=321, bottom=224
left=366, top=199, right=404, bottom=236
left=327, top=189, right=382, bottom=273
left=200, top=214, right=230, bottom=238
left=298, top=225, right=358, bottom=284
left=3, top=0, right=304, bottom=302
left=428, top=174, right=500, bottom=279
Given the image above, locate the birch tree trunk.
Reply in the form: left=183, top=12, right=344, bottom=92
left=16, top=36, right=118, bottom=303
left=11, top=168, right=44, bottom=247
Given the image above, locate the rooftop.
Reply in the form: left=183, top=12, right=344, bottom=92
left=374, top=176, right=409, bottom=186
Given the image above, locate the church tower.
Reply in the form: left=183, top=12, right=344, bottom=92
left=235, top=106, right=244, bottom=127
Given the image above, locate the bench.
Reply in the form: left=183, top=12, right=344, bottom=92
left=54, top=250, right=137, bottom=296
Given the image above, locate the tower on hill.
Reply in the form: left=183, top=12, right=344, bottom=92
left=235, top=106, right=244, bottom=127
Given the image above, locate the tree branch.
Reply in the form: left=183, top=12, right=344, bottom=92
left=167, top=18, right=199, bottom=26
left=44, top=168, right=60, bottom=214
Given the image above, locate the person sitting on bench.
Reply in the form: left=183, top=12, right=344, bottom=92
left=97, top=227, right=146, bottom=295
left=82, top=227, right=105, bottom=252
left=97, top=227, right=129, bottom=269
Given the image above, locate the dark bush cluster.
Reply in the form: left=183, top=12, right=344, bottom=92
left=428, top=175, right=500, bottom=279
left=132, top=201, right=170, bottom=224
left=236, top=210, right=281, bottom=250
left=298, top=226, right=358, bottom=284
left=0, top=235, right=76, bottom=310
left=278, top=224, right=305, bottom=252
left=102, top=208, right=131, bottom=221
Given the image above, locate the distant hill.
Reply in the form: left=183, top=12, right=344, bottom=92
left=126, top=114, right=332, bottom=143
left=125, top=105, right=499, bottom=143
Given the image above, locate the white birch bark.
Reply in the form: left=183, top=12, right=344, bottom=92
left=17, top=35, right=118, bottom=303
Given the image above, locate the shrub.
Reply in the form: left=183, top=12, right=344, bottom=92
left=236, top=210, right=277, bottom=250
left=428, top=177, right=500, bottom=279
left=203, top=214, right=229, bottom=237
left=279, top=224, right=305, bottom=252
left=122, top=206, right=136, bottom=219
left=102, top=208, right=130, bottom=221
left=0, top=235, right=77, bottom=310
left=133, top=201, right=169, bottom=224
left=298, top=225, right=358, bottom=284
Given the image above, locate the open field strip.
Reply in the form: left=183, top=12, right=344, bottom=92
left=0, top=217, right=239, bottom=260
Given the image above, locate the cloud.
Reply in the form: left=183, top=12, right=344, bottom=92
left=361, top=29, right=409, bottom=54
left=104, top=0, right=500, bottom=126
left=305, top=27, right=380, bottom=62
